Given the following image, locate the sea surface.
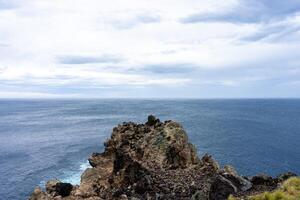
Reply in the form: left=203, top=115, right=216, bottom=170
left=0, top=99, right=300, bottom=200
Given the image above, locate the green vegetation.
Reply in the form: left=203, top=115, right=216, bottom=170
left=228, top=195, right=237, bottom=200
left=228, top=177, right=300, bottom=200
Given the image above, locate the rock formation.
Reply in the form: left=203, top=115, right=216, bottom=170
left=29, top=115, right=297, bottom=200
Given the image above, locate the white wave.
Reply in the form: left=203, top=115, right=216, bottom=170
left=61, top=161, right=91, bottom=185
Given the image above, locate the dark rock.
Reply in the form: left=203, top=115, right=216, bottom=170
left=55, top=182, right=73, bottom=197
left=192, top=190, right=208, bottom=200
left=113, top=150, right=130, bottom=173
left=276, top=172, right=297, bottom=182
left=209, top=175, right=237, bottom=200
left=45, top=179, right=60, bottom=193
left=134, top=175, right=152, bottom=195
left=88, top=152, right=102, bottom=167
left=165, top=144, right=184, bottom=168
left=146, top=115, right=160, bottom=126
left=45, top=180, right=73, bottom=197
left=220, top=165, right=252, bottom=191
left=251, top=174, right=275, bottom=186
left=200, top=154, right=220, bottom=173
left=123, top=161, right=149, bottom=185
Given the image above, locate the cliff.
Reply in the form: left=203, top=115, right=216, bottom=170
left=29, top=116, right=297, bottom=200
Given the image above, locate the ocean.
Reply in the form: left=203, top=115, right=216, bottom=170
left=0, top=99, right=300, bottom=200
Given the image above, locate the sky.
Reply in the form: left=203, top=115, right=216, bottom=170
left=0, top=0, right=300, bottom=98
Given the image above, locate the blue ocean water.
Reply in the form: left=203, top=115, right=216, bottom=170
left=0, top=99, right=300, bottom=200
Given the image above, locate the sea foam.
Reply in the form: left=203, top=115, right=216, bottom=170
left=61, top=161, right=91, bottom=185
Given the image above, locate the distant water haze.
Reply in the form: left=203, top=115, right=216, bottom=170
left=0, top=99, right=300, bottom=199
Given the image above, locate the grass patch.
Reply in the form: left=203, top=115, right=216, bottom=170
left=228, top=177, right=300, bottom=200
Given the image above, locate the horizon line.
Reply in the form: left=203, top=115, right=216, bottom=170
left=0, top=97, right=300, bottom=100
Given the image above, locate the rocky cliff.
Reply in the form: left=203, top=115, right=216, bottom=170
left=29, top=116, right=297, bottom=200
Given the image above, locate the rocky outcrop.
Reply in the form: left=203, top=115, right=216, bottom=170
left=29, top=116, right=298, bottom=200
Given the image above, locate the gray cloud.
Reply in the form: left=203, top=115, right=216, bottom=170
left=180, top=10, right=258, bottom=24
left=242, top=25, right=288, bottom=41
left=242, top=24, right=300, bottom=42
left=180, top=0, right=300, bottom=24
left=108, top=13, right=161, bottom=29
left=0, top=43, right=9, bottom=47
left=0, top=0, right=18, bottom=10
left=137, top=14, right=161, bottom=24
left=57, top=54, right=123, bottom=65
left=133, top=63, right=196, bottom=74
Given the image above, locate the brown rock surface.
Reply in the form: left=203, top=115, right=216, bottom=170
left=29, top=116, right=297, bottom=200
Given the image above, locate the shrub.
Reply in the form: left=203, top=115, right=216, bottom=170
left=250, top=177, right=300, bottom=200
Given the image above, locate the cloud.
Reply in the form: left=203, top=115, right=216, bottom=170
left=0, top=66, right=6, bottom=74
left=0, top=0, right=18, bottom=10
left=242, top=24, right=290, bottom=41
left=180, top=0, right=300, bottom=24
left=101, top=12, right=161, bottom=29
left=180, top=10, right=258, bottom=24
left=0, top=43, right=9, bottom=47
left=57, top=55, right=123, bottom=65
left=0, top=91, right=81, bottom=98
left=137, top=14, right=161, bottom=23
left=0, top=0, right=300, bottom=98
left=242, top=24, right=300, bottom=42
left=134, top=63, right=196, bottom=74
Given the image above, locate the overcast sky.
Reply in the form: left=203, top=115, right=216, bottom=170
left=0, top=0, right=300, bottom=98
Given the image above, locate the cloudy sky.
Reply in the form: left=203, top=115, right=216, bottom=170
left=0, top=0, right=300, bottom=98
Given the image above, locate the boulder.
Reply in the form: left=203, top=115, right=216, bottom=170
left=29, top=187, right=46, bottom=200
left=276, top=172, right=297, bottom=182
left=220, top=165, right=252, bottom=191
left=200, top=154, right=220, bottom=173
left=45, top=180, right=73, bottom=197
left=46, top=180, right=60, bottom=194
left=251, top=174, right=275, bottom=186
left=145, top=115, right=160, bottom=126
left=209, top=175, right=237, bottom=200
left=55, top=182, right=73, bottom=197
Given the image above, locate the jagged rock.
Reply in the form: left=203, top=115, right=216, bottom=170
left=29, top=187, right=47, bottom=200
left=200, top=154, right=220, bottom=173
left=276, top=172, right=297, bottom=182
left=46, top=180, right=60, bottom=194
left=88, top=153, right=102, bottom=167
left=145, top=115, right=160, bottom=126
left=119, top=194, right=128, bottom=200
left=251, top=174, right=276, bottom=186
left=55, top=183, right=73, bottom=197
left=29, top=116, right=297, bottom=200
left=220, top=165, right=252, bottom=191
left=209, top=175, right=237, bottom=200
left=45, top=180, right=72, bottom=197
left=191, top=190, right=208, bottom=200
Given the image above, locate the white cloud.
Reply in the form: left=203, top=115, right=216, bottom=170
left=0, top=0, right=300, bottom=97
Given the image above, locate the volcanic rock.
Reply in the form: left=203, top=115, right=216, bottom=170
left=209, top=175, right=237, bottom=200
left=276, top=172, right=297, bottom=182
left=29, top=116, right=298, bottom=200
left=219, top=165, right=252, bottom=192
left=251, top=174, right=276, bottom=186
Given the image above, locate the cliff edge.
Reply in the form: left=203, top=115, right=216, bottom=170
left=29, top=116, right=297, bottom=200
